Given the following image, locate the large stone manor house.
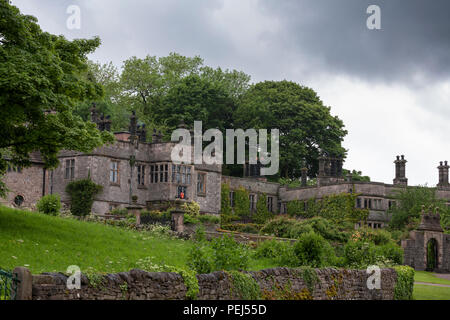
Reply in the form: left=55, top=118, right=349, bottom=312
left=3, top=107, right=450, bottom=229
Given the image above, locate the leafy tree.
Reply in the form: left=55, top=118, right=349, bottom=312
left=120, top=53, right=203, bottom=130
left=0, top=1, right=114, bottom=196
left=388, top=186, right=450, bottom=230
left=234, top=80, right=347, bottom=179
left=74, top=61, right=129, bottom=132
left=155, top=74, right=235, bottom=136
left=342, top=169, right=370, bottom=182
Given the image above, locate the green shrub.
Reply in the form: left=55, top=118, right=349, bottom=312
left=351, top=228, right=392, bottom=245
left=260, top=216, right=349, bottom=243
left=254, top=193, right=273, bottom=224
left=343, top=240, right=378, bottom=268
left=110, top=207, right=128, bottom=216
left=198, top=214, right=220, bottom=224
left=377, top=242, right=403, bottom=265
left=253, top=239, right=298, bottom=267
left=393, top=266, right=415, bottom=300
left=65, top=179, right=103, bottom=216
left=36, top=194, right=61, bottom=216
left=211, top=235, right=250, bottom=271
left=184, top=213, right=200, bottom=225
left=220, top=183, right=232, bottom=225
left=294, top=231, right=333, bottom=267
left=222, top=223, right=263, bottom=234
left=182, top=201, right=200, bottom=216
left=227, top=270, right=261, bottom=300
left=260, top=216, right=297, bottom=237
left=234, top=186, right=250, bottom=219
left=187, top=244, right=214, bottom=274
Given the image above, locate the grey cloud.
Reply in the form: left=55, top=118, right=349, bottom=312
left=258, top=0, right=450, bottom=86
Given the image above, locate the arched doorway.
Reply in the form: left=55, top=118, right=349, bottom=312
left=426, top=238, right=438, bottom=271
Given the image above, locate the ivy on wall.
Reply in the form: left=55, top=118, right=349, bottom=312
left=234, top=186, right=250, bottom=219
left=287, top=193, right=369, bottom=224
left=220, top=183, right=232, bottom=225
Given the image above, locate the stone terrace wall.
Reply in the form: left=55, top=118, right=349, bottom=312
left=27, top=267, right=398, bottom=300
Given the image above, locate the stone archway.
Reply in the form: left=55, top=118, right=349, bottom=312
left=402, top=206, right=450, bottom=272
left=426, top=238, right=439, bottom=271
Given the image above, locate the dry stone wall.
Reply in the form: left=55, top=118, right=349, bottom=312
left=28, top=267, right=398, bottom=300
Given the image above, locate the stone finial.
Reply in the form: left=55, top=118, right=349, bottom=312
left=421, top=205, right=425, bottom=214
left=435, top=207, right=439, bottom=216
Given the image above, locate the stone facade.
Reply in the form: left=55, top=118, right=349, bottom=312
left=3, top=109, right=450, bottom=228
left=27, top=267, right=398, bottom=300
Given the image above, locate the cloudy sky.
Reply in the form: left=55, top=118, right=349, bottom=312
left=12, top=0, right=450, bottom=186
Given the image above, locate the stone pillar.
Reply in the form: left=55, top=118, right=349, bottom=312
left=318, top=156, right=326, bottom=177
left=393, top=155, right=408, bottom=186
left=171, top=208, right=185, bottom=233
left=13, top=267, right=32, bottom=300
left=301, top=167, right=308, bottom=187
left=126, top=206, right=143, bottom=226
left=438, top=161, right=449, bottom=187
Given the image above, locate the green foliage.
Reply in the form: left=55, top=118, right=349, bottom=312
left=198, top=214, right=220, bottom=224
left=342, top=169, right=370, bottom=182
left=220, top=183, right=232, bottom=225
left=0, top=2, right=114, bottom=196
left=253, top=239, right=297, bottom=267
left=394, top=266, right=415, bottom=300
left=254, top=193, right=273, bottom=224
left=389, top=186, right=450, bottom=230
left=135, top=257, right=199, bottom=299
left=294, top=231, right=336, bottom=267
left=227, top=270, right=261, bottom=300
left=182, top=201, right=200, bottom=217
left=36, top=194, right=61, bottom=216
left=350, top=228, right=392, bottom=245
left=187, top=243, right=214, bottom=274
left=221, top=223, right=263, bottom=234
left=260, top=216, right=350, bottom=243
left=211, top=235, right=250, bottom=271
left=287, top=193, right=369, bottom=224
left=110, top=207, right=128, bottom=216
left=234, top=80, right=347, bottom=179
left=296, top=266, right=319, bottom=293
left=65, top=179, right=103, bottom=216
left=343, top=237, right=403, bottom=268
left=234, top=186, right=250, bottom=219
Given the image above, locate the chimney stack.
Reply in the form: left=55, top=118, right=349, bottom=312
left=393, top=155, right=408, bottom=186
left=437, top=160, right=449, bottom=187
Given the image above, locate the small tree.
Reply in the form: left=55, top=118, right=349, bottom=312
left=220, top=183, right=232, bottom=225
left=234, top=186, right=250, bottom=220
left=254, top=193, right=273, bottom=224
left=65, top=178, right=103, bottom=216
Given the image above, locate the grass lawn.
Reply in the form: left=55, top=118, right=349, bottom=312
left=413, top=285, right=450, bottom=300
left=414, top=271, right=450, bottom=286
left=413, top=271, right=450, bottom=300
left=0, top=207, right=275, bottom=274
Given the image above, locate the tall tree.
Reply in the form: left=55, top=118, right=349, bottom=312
left=0, top=1, right=114, bottom=196
left=234, top=80, right=347, bottom=179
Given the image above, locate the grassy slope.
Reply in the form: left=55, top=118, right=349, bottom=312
left=0, top=207, right=274, bottom=274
